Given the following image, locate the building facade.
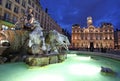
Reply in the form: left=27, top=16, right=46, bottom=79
left=114, top=29, right=120, bottom=49
left=0, top=0, right=62, bottom=33
left=71, top=17, right=114, bottom=50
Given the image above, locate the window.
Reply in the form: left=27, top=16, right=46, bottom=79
left=13, top=16, right=17, bottom=23
left=85, top=37, right=87, bottom=40
left=110, top=36, right=112, bottom=40
left=32, top=3, right=34, bottom=8
left=81, top=30, right=83, bottom=32
left=5, top=0, right=11, bottom=10
left=15, top=0, right=20, bottom=4
left=96, top=36, right=98, bottom=40
left=96, top=43, right=98, bottom=48
left=39, top=8, right=41, bottom=13
left=75, top=30, right=78, bottom=33
left=28, top=0, right=31, bottom=5
left=38, top=14, right=40, bottom=19
left=0, top=0, right=2, bottom=5
left=21, top=9, right=25, bottom=14
left=4, top=12, right=11, bottom=21
left=109, top=30, right=113, bottom=32
left=36, top=7, right=38, bottom=11
left=81, top=36, right=83, bottom=40
left=105, top=37, right=107, bottom=40
left=14, top=5, right=19, bottom=13
left=100, top=30, right=102, bottom=32
left=89, top=29, right=93, bottom=32
left=35, top=12, right=37, bottom=19
left=99, top=36, right=102, bottom=40
left=22, top=0, right=26, bottom=8
left=105, top=30, right=107, bottom=32
left=90, top=37, right=93, bottom=40
left=74, top=36, right=77, bottom=40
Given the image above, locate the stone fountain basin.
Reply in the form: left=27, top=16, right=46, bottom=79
left=25, top=53, right=67, bottom=66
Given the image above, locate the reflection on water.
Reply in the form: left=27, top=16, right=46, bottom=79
left=0, top=54, right=120, bottom=81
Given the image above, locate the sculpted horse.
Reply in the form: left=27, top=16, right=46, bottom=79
left=0, top=29, right=30, bottom=63
left=0, top=19, right=44, bottom=63
left=0, top=17, right=38, bottom=53
left=45, top=30, right=70, bottom=54
left=0, top=30, right=29, bottom=54
left=27, top=20, right=46, bottom=55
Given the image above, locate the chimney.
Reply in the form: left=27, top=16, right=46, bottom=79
left=45, top=8, right=48, bottom=13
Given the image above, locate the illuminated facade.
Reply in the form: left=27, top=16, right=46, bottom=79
left=71, top=17, right=114, bottom=49
left=0, top=0, right=62, bottom=33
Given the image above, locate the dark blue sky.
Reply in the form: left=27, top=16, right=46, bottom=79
left=40, top=0, right=120, bottom=33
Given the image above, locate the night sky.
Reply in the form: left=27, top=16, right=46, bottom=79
left=40, top=0, right=120, bottom=33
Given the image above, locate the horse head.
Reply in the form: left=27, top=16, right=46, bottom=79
left=0, top=31, right=10, bottom=48
left=45, top=30, right=70, bottom=53
left=56, top=33, right=70, bottom=51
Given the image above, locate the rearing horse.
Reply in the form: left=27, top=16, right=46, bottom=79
left=45, top=30, right=70, bottom=54
left=28, top=20, right=46, bottom=55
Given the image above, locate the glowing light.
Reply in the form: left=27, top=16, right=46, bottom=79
left=67, top=54, right=77, bottom=57
left=74, top=56, right=91, bottom=61
left=68, top=64, right=101, bottom=76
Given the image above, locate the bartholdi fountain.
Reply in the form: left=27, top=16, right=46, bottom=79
left=0, top=9, right=120, bottom=81
left=0, top=9, right=70, bottom=66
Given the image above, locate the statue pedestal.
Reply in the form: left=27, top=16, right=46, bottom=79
left=25, top=53, right=67, bottom=66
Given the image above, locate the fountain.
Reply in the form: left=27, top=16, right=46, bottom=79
left=25, top=24, right=70, bottom=66
left=1, top=9, right=120, bottom=81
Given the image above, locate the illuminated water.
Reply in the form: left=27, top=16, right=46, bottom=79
left=0, top=54, right=120, bottom=81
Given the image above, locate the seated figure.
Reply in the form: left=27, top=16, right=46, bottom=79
left=24, top=8, right=35, bottom=30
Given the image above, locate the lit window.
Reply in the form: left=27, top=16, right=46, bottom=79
left=75, top=36, right=77, bottom=39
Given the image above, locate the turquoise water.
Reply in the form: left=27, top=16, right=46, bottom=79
left=0, top=54, right=120, bottom=81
